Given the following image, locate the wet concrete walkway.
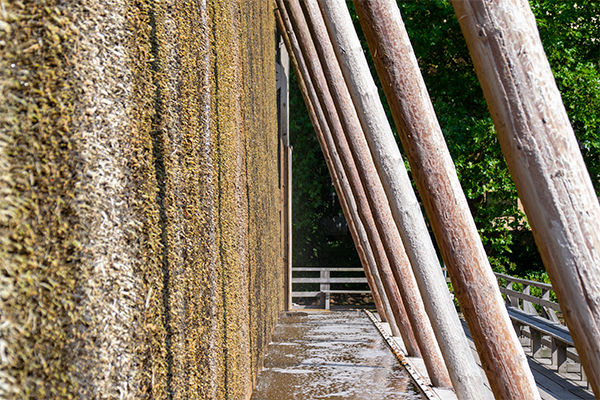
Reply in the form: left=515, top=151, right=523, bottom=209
left=251, top=310, right=424, bottom=400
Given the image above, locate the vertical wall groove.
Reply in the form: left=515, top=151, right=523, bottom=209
left=146, top=0, right=173, bottom=396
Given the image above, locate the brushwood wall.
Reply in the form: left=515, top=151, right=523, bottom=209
left=0, top=1, right=283, bottom=399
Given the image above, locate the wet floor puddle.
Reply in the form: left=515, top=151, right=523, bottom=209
left=251, top=310, right=425, bottom=400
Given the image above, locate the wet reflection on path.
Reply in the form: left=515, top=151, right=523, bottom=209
left=251, top=310, right=424, bottom=400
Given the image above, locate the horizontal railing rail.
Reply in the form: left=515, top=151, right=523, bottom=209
left=291, top=267, right=370, bottom=310
left=493, top=272, right=560, bottom=319
left=292, top=267, right=366, bottom=272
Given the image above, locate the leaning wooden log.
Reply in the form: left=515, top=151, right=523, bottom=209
left=316, top=0, right=488, bottom=398
left=341, top=198, right=401, bottom=334
left=369, top=258, right=403, bottom=336
left=295, top=0, right=454, bottom=387
left=277, top=0, right=420, bottom=357
left=275, top=3, right=419, bottom=354
left=352, top=1, right=540, bottom=399
left=452, top=1, right=600, bottom=396
left=342, top=188, right=393, bottom=330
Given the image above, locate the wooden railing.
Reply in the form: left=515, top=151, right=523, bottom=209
left=494, top=272, right=560, bottom=322
left=291, top=267, right=370, bottom=310
left=494, top=273, right=585, bottom=382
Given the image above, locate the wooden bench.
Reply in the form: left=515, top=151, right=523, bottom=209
left=291, top=267, right=370, bottom=310
left=494, top=273, right=585, bottom=381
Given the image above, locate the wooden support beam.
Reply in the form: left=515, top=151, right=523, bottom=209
left=277, top=39, right=293, bottom=310
left=342, top=190, right=402, bottom=337
left=371, top=265, right=403, bottom=336
left=358, top=239, right=389, bottom=322
left=276, top=0, right=401, bottom=336
left=316, top=1, right=486, bottom=398
left=351, top=1, right=539, bottom=399
left=295, top=0, right=452, bottom=387
left=274, top=3, right=417, bottom=353
left=348, top=218, right=388, bottom=322
left=553, top=339, right=568, bottom=375
left=276, top=0, right=419, bottom=356
left=452, top=1, right=600, bottom=397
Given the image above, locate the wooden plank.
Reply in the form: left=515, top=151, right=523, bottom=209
left=292, top=267, right=365, bottom=272
left=452, top=1, right=600, bottom=396
left=499, top=287, right=562, bottom=312
left=291, top=291, right=321, bottom=297
left=461, top=316, right=594, bottom=399
left=292, top=277, right=368, bottom=283
left=495, top=273, right=554, bottom=291
left=507, top=307, right=572, bottom=345
left=322, top=290, right=371, bottom=294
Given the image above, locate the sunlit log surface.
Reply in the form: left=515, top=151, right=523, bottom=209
left=453, top=1, right=600, bottom=397
left=352, top=1, right=539, bottom=399
left=288, top=0, right=453, bottom=386
left=316, top=0, right=487, bottom=398
left=275, top=1, right=419, bottom=355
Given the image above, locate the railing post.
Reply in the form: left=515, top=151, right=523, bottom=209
left=541, top=289, right=559, bottom=323
left=531, top=329, right=543, bottom=359
left=522, top=284, right=537, bottom=315
left=507, top=280, right=519, bottom=308
left=321, top=269, right=330, bottom=310
left=552, top=339, right=568, bottom=374
left=512, top=320, right=522, bottom=339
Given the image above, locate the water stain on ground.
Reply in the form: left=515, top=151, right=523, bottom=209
left=251, top=310, right=425, bottom=400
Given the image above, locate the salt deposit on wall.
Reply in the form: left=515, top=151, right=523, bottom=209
left=0, top=1, right=283, bottom=399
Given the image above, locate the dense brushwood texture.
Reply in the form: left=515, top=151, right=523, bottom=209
left=0, top=1, right=282, bottom=399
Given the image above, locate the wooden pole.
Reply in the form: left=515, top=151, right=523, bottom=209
left=277, top=38, right=293, bottom=311
left=324, top=164, right=400, bottom=334
left=341, top=188, right=389, bottom=326
left=370, top=262, right=403, bottom=336
left=276, top=3, right=409, bottom=344
left=338, top=193, right=399, bottom=332
left=275, top=3, right=418, bottom=353
left=316, top=0, right=488, bottom=398
left=294, top=0, right=454, bottom=387
left=352, top=1, right=540, bottom=399
left=285, top=145, right=293, bottom=309
left=285, top=0, right=446, bottom=370
left=452, top=1, right=600, bottom=396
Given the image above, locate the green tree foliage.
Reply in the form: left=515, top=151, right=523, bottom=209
left=398, top=0, right=600, bottom=274
left=531, top=0, right=600, bottom=194
left=291, top=0, right=600, bottom=275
